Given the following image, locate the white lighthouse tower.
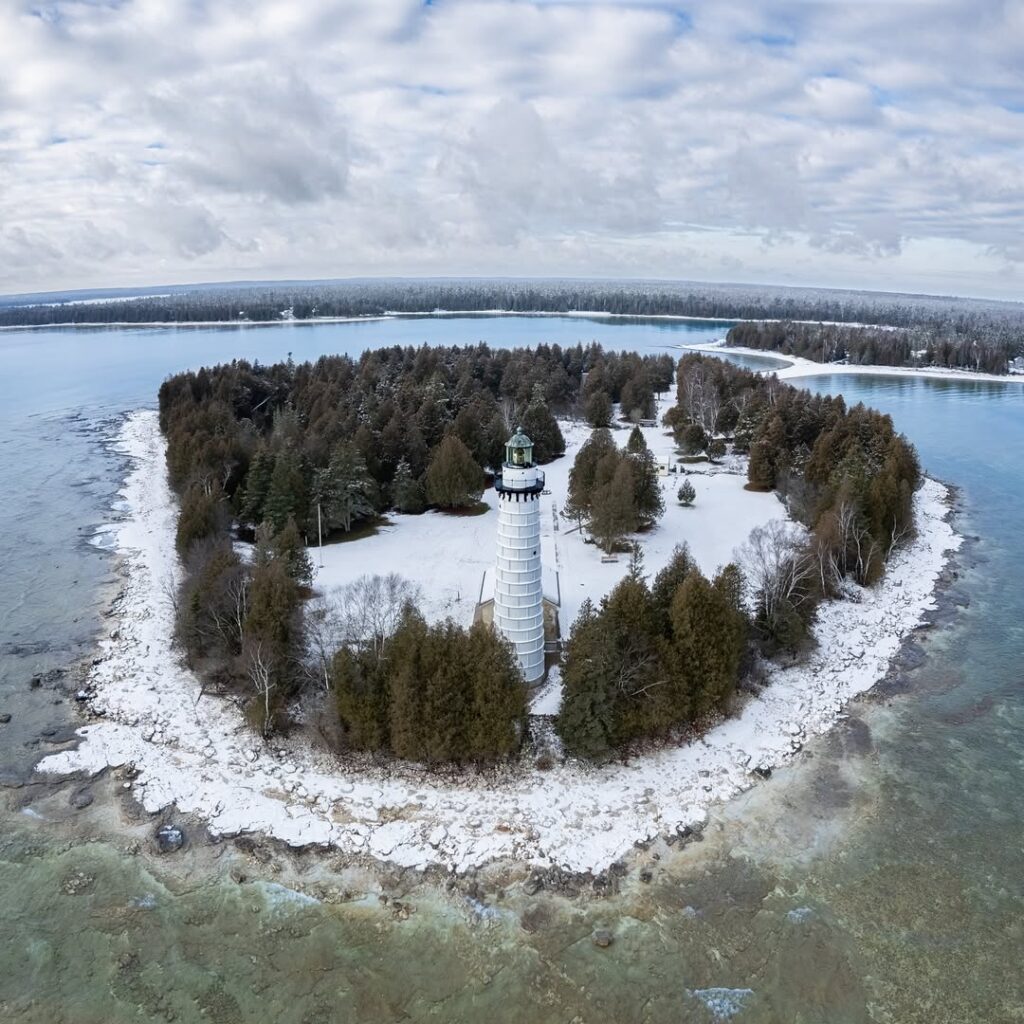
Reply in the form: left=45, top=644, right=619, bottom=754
left=494, top=429, right=546, bottom=684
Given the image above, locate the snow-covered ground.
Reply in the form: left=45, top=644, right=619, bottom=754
left=41, top=408, right=960, bottom=875
left=312, top=391, right=783, bottom=641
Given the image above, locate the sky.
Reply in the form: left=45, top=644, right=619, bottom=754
left=1, top=0, right=1022, bottom=300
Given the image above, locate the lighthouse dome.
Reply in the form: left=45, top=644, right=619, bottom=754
left=504, top=429, right=534, bottom=468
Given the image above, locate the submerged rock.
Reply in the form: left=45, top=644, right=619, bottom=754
left=155, top=824, right=185, bottom=853
left=0, top=712, right=11, bottom=724
left=592, top=928, right=614, bottom=948
left=69, top=787, right=94, bottom=809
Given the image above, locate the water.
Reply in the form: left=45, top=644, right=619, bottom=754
left=2, top=318, right=1022, bottom=1023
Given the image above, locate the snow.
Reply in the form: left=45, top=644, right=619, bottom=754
left=311, top=390, right=785, bottom=637
left=40, top=408, right=960, bottom=876
left=689, top=339, right=1024, bottom=385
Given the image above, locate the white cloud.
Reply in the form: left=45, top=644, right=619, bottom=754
left=0, top=0, right=1021, bottom=297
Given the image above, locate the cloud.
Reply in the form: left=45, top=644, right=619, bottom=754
left=0, top=0, right=1021, bottom=297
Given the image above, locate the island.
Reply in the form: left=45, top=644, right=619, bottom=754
left=42, top=344, right=960, bottom=876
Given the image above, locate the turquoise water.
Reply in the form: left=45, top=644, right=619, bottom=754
left=1, top=319, right=1022, bottom=1023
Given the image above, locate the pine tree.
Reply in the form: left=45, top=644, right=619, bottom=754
left=626, top=425, right=648, bottom=454
left=315, top=442, right=376, bottom=533
left=520, top=394, right=565, bottom=463
left=707, top=438, right=727, bottom=462
left=677, top=479, right=696, bottom=506
left=263, top=448, right=308, bottom=534
left=425, top=434, right=484, bottom=509
left=391, top=458, right=426, bottom=514
left=240, top=444, right=274, bottom=526
left=272, top=516, right=314, bottom=589
left=650, top=544, right=696, bottom=628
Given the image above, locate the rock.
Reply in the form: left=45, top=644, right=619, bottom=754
left=639, top=868, right=653, bottom=884
left=0, top=713, right=11, bottom=724
left=592, top=928, right=614, bottom=948
left=523, top=874, right=544, bottom=896
left=155, top=824, right=185, bottom=853
left=753, top=765, right=772, bottom=779
left=70, top=787, right=94, bottom=809
left=29, top=676, right=41, bottom=689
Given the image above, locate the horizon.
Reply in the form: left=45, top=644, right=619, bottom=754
left=3, top=273, right=1023, bottom=310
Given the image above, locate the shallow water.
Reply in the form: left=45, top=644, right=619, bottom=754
left=2, top=318, right=1023, bottom=1023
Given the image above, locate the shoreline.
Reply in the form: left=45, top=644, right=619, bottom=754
left=38, top=410, right=962, bottom=876
left=689, top=339, right=1024, bottom=386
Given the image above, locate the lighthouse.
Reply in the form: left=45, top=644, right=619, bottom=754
left=493, top=428, right=546, bottom=684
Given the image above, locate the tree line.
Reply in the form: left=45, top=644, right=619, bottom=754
left=6, top=278, right=1024, bottom=362
left=727, top=320, right=1017, bottom=375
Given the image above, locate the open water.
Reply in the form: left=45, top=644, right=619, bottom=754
left=1, top=315, right=1022, bottom=1023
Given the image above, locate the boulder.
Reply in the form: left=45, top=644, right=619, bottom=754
left=155, top=824, right=185, bottom=854
left=0, top=712, right=11, bottom=724
left=592, top=928, right=615, bottom=949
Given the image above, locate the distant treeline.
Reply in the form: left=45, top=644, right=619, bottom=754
left=4, top=277, right=1023, bottom=358
left=158, top=341, right=672, bottom=755
left=726, top=320, right=1018, bottom=375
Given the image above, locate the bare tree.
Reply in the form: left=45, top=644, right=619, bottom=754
left=304, top=595, right=346, bottom=691
left=246, top=641, right=275, bottom=737
left=735, top=520, right=814, bottom=627
left=500, top=397, right=520, bottom=433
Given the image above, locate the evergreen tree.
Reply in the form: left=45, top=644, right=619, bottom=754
left=626, top=425, right=648, bottom=454
left=391, top=458, right=426, bottom=514
left=677, top=479, right=696, bottom=506
left=466, top=622, right=526, bottom=758
left=679, top=422, right=708, bottom=456
left=263, top=447, right=309, bottom=534
left=585, top=390, right=613, bottom=428
left=314, top=442, right=376, bottom=533
left=589, top=459, right=638, bottom=553
left=520, top=392, right=565, bottom=463
left=565, top=428, right=616, bottom=529
left=239, top=444, right=274, bottom=526
left=272, top=516, right=315, bottom=589
left=332, top=645, right=389, bottom=751
left=176, top=483, right=227, bottom=556
left=555, top=601, right=618, bottom=758
left=707, top=438, right=727, bottom=462
left=629, top=446, right=665, bottom=526
left=425, top=434, right=484, bottom=509
left=669, top=573, right=743, bottom=720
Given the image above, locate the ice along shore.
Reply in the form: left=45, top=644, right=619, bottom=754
left=41, top=409, right=960, bottom=875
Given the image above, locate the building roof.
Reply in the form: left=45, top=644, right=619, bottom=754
left=508, top=429, right=533, bottom=447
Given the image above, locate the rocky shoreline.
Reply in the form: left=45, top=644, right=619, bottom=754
left=30, top=409, right=963, bottom=889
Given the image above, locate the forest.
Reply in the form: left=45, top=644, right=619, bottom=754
left=159, top=341, right=674, bottom=758
left=726, top=320, right=1018, bottom=375
left=4, top=277, right=1023, bottom=370
left=552, top=353, right=920, bottom=757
